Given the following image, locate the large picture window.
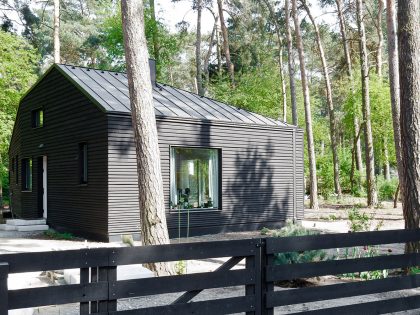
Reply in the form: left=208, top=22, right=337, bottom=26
left=170, top=147, right=219, bottom=210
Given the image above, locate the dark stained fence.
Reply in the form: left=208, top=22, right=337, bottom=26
left=264, top=229, right=420, bottom=315
left=0, top=229, right=419, bottom=315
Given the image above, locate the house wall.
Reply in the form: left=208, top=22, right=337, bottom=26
left=8, top=68, right=109, bottom=240
left=108, top=114, right=304, bottom=239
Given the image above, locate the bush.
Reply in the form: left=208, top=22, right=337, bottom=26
left=271, top=221, right=328, bottom=265
left=377, top=176, right=398, bottom=201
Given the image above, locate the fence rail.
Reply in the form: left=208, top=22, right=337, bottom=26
left=0, top=229, right=419, bottom=314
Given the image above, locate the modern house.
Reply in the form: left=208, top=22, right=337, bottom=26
left=8, top=60, right=304, bottom=241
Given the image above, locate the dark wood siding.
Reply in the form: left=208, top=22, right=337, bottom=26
left=9, top=68, right=109, bottom=240
left=108, top=115, right=304, bottom=238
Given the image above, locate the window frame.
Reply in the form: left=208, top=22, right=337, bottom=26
left=78, top=142, right=88, bottom=185
left=169, top=145, right=222, bottom=213
left=31, top=108, right=44, bottom=128
left=21, top=158, right=32, bottom=192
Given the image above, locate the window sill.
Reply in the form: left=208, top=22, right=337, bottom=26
left=169, top=208, right=221, bottom=214
left=21, top=190, right=32, bottom=193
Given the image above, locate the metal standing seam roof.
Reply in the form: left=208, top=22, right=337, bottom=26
left=57, top=64, right=289, bottom=127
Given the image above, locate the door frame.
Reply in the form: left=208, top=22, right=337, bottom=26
left=42, top=156, right=47, bottom=219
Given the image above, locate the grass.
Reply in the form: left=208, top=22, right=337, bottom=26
left=43, top=229, right=75, bottom=240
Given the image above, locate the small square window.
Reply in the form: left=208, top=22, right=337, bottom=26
left=31, top=109, right=44, bottom=128
left=22, top=158, right=32, bottom=191
left=170, top=147, right=220, bottom=210
left=79, top=143, right=88, bottom=184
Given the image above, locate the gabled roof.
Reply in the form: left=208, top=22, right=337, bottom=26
left=52, top=64, right=288, bottom=127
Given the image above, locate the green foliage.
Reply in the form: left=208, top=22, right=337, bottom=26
left=377, top=176, right=398, bottom=201
left=316, top=153, right=335, bottom=200
left=43, top=230, right=75, bottom=240
left=0, top=30, right=39, bottom=202
left=100, top=4, right=182, bottom=82
left=347, top=207, right=373, bottom=232
left=209, top=61, right=284, bottom=120
left=175, top=260, right=186, bottom=275
left=272, top=221, right=328, bottom=265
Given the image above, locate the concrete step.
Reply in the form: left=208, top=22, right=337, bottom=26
left=6, top=219, right=46, bottom=226
left=0, top=224, right=17, bottom=231
left=16, top=225, right=49, bottom=232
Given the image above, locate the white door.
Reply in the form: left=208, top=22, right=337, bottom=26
left=43, top=156, right=47, bottom=219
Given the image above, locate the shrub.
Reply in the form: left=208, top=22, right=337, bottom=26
left=347, top=207, right=373, bottom=232
left=377, top=176, right=398, bottom=201
left=272, top=221, right=328, bottom=265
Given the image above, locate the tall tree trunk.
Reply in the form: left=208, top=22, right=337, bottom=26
left=263, top=0, right=287, bottom=122
left=149, top=0, right=160, bottom=77
left=285, top=0, right=298, bottom=126
left=53, top=0, right=60, bottom=63
left=217, top=0, right=235, bottom=87
left=292, top=0, right=319, bottom=209
left=216, top=21, right=222, bottom=78
left=195, top=0, right=204, bottom=96
left=386, top=0, right=403, bottom=202
left=301, top=0, right=342, bottom=198
left=383, top=137, right=391, bottom=180
left=336, top=0, right=363, bottom=174
left=376, top=0, right=384, bottom=79
left=398, top=0, right=420, bottom=248
left=121, top=0, right=174, bottom=275
left=356, top=0, right=378, bottom=207
left=204, top=18, right=217, bottom=92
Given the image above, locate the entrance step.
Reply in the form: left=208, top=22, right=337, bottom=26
left=16, top=224, right=49, bottom=232
left=0, top=224, right=17, bottom=231
left=6, top=219, right=46, bottom=226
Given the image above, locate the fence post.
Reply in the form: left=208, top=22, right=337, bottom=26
left=80, top=267, right=90, bottom=315
left=261, top=239, right=274, bottom=315
left=98, top=266, right=117, bottom=313
left=0, top=262, right=9, bottom=315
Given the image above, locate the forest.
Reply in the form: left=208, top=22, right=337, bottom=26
left=0, top=0, right=413, bottom=212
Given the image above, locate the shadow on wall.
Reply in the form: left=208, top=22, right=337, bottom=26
left=226, top=140, right=291, bottom=226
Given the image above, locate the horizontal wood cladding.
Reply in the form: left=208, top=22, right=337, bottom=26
left=107, top=115, right=304, bottom=237
left=9, top=68, right=109, bottom=239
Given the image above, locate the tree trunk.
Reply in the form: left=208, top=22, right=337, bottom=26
left=120, top=0, right=174, bottom=275
left=398, top=0, right=420, bottom=248
left=263, top=0, right=287, bottom=122
left=336, top=0, right=363, bottom=174
left=53, top=0, right=60, bottom=63
left=356, top=0, right=378, bottom=207
left=376, top=0, right=384, bottom=79
left=149, top=0, right=160, bottom=77
left=292, top=0, right=319, bottom=209
left=195, top=0, right=204, bottom=96
left=301, top=0, right=341, bottom=198
left=204, top=18, right=217, bottom=92
left=216, top=21, right=222, bottom=78
left=383, top=137, right=391, bottom=180
left=217, top=0, right=235, bottom=87
left=386, top=0, right=403, bottom=205
left=285, top=0, right=298, bottom=126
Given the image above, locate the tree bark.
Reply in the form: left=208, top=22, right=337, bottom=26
left=204, top=17, right=217, bottom=92
left=398, top=0, right=420, bottom=247
left=195, top=0, right=204, bottom=96
left=301, top=0, right=342, bottom=198
left=386, top=0, right=403, bottom=202
left=217, top=0, right=235, bottom=87
left=53, top=0, right=60, bottom=63
left=121, top=0, right=174, bottom=275
left=149, top=0, right=160, bottom=77
left=356, top=0, right=378, bottom=207
left=376, top=0, right=384, bottom=79
left=263, top=0, right=287, bottom=122
left=336, top=0, right=363, bottom=174
left=383, top=137, right=390, bottom=180
left=285, top=0, right=298, bottom=126
left=292, top=0, right=319, bottom=209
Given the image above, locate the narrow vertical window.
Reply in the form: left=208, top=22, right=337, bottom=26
left=79, top=143, right=88, bottom=184
left=31, top=109, right=44, bottom=128
left=21, top=158, right=32, bottom=191
left=15, top=155, right=18, bottom=184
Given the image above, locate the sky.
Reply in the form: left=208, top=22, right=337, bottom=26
left=155, top=0, right=337, bottom=34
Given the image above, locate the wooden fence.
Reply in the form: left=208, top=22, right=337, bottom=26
left=0, top=229, right=419, bottom=315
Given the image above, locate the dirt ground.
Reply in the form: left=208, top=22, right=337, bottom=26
left=3, top=198, right=420, bottom=314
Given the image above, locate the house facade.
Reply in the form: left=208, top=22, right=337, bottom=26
left=8, top=62, right=304, bottom=241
